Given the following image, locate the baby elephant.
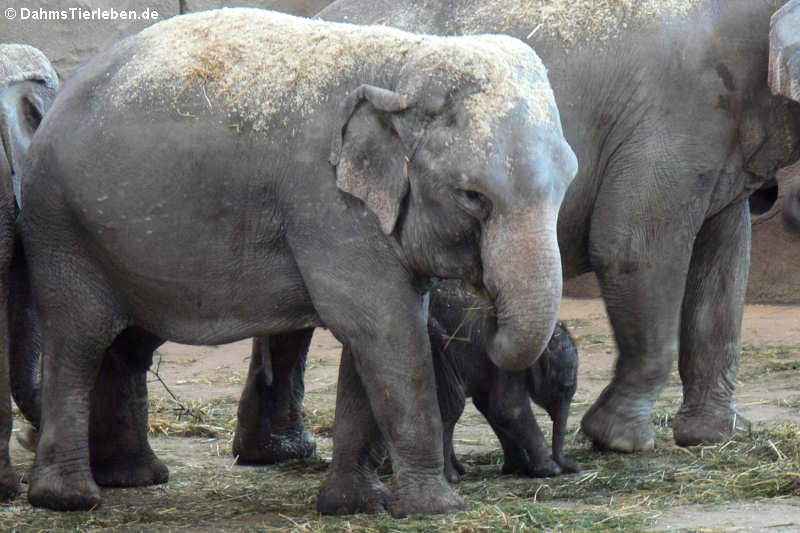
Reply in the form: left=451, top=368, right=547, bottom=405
left=429, top=280, right=580, bottom=482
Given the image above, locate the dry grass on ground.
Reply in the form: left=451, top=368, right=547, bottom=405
left=3, top=303, right=800, bottom=531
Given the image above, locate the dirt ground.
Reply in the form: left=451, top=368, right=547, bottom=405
left=7, top=297, right=800, bottom=531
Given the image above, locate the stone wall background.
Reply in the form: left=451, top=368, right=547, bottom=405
left=2, top=0, right=797, bottom=303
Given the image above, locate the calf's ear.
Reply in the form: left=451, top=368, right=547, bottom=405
left=330, top=84, right=413, bottom=235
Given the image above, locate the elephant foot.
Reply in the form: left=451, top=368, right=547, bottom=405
left=317, top=470, right=390, bottom=515
left=15, top=423, right=39, bottom=452
left=233, top=427, right=316, bottom=465
left=554, top=455, right=581, bottom=474
left=581, top=388, right=655, bottom=452
left=91, top=453, right=169, bottom=488
left=501, top=455, right=561, bottom=478
left=389, top=473, right=466, bottom=518
left=673, top=404, right=751, bottom=447
left=0, top=464, right=18, bottom=500
left=444, top=458, right=465, bottom=484
left=526, top=457, right=562, bottom=478
left=29, top=465, right=101, bottom=511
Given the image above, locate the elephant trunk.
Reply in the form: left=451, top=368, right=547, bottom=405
left=481, top=208, right=562, bottom=372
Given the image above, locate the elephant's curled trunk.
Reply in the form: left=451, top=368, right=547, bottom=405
left=481, top=208, right=562, bottom=372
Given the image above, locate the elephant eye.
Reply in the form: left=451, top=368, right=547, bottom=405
left=455, top=188, right=491, bottom=220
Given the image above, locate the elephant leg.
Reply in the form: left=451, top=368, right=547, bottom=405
left=548, top=403, right=580, bottom=474
left=90, top=328, right=168, bottom=488
left=233, top=330, right=316, bottom=464
left=26, top=243, right=122, bottom=510
left=474, top=377, right=559, bottom=478
left=431, top=341, right=466, bottom=483
left=317, top=345, right=389, bottom=515
left=582, top=185, right=697, bottom=452
left=472, top=394, right=528, bottom=475
left=0, top=263, right=17, bottom=500
left=674, top=200, right=750, bottom=446
left=28, top=324, right=114, bottom=510
left=441, top=417, right=464, bottom=484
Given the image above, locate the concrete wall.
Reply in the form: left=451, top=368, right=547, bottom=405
left=0, top=0, right=333, bottom=80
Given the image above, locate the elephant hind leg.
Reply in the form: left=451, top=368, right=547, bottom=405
left=90, top=331, right=168, bottom=488
left=317, top=345, right=389, bottom=515
left=674, top=200, right=751, bottom=446
left=26, top=242, right=124, bottom=510
left=233, top=330, right=316, bottom=465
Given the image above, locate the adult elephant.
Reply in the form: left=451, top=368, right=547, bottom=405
left=773, top=2, right=800, bottom=232
left=19, top=9, right=576, bottom=514
left=298, top=0, right=800, bottom=453
left=0, top=44, right=57, bottom=500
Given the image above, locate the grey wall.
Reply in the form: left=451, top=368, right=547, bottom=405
left=0, top=0, right=333, bottom=80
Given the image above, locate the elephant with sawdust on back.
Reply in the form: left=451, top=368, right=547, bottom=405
left=15, top=9, right=576, bottom=515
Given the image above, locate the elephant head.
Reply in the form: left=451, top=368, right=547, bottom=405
left=769, top=0, right=800, bottom=231
left=0, top=44, right=58, bottom=206
left=331, top=35, right=577, bottom=370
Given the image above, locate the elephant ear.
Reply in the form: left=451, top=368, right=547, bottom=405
left=769, top=0, right=800, bottom=103
left=330, top=84, right=413, bottom=235
left=0, top=44, right=59, bottom=205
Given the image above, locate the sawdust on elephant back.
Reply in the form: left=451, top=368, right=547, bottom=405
left=373, top=0, right=709, bottom=46
left=465, top=0, right=706, bottom=44
left=107, top=8, right=558, bottom=138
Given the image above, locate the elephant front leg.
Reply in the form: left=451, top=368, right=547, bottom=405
left=89, top=346, right=168, bottom=488
left=583, top=200, right=696, bottom=452
left=233, top=330, right=315, bottom=464
left=674, top=200, right=751, bottom=446
left=356, top=328, right=466, bottom=518
left=317, top=345, right=389, bottom=515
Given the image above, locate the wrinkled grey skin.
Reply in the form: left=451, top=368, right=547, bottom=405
left=315, top=0, right=800, bottom=453
left=0, top=43, right=57, bottom=500
left=771, top=1, right=800, bottom=232
left=19, top=12, right=576, bottom=514
left=427, top=280, right=579, bottom=483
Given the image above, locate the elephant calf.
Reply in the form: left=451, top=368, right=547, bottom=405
left=429, top=281, right=579, bottom=482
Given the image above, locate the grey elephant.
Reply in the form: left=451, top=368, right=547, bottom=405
left=772, top=1, right=800, bottom=232
left=301, top=0, right=800, bottom=454
left=428, top=280, right=579, bottom=483
left=18, top=9, right=576, bottom=515
left=0, top=43, right=57, bottom=500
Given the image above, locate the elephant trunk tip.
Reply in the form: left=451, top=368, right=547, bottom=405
left=486, top=316, right=557, bottom=372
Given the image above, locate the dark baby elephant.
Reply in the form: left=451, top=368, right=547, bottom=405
left=428, top=280, right=579, bottom=483
left=0, top=44, right=57, bottom=500
left=18, top=9, right=576, bottom=515
left=314, top=0, right=800, bottom=453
